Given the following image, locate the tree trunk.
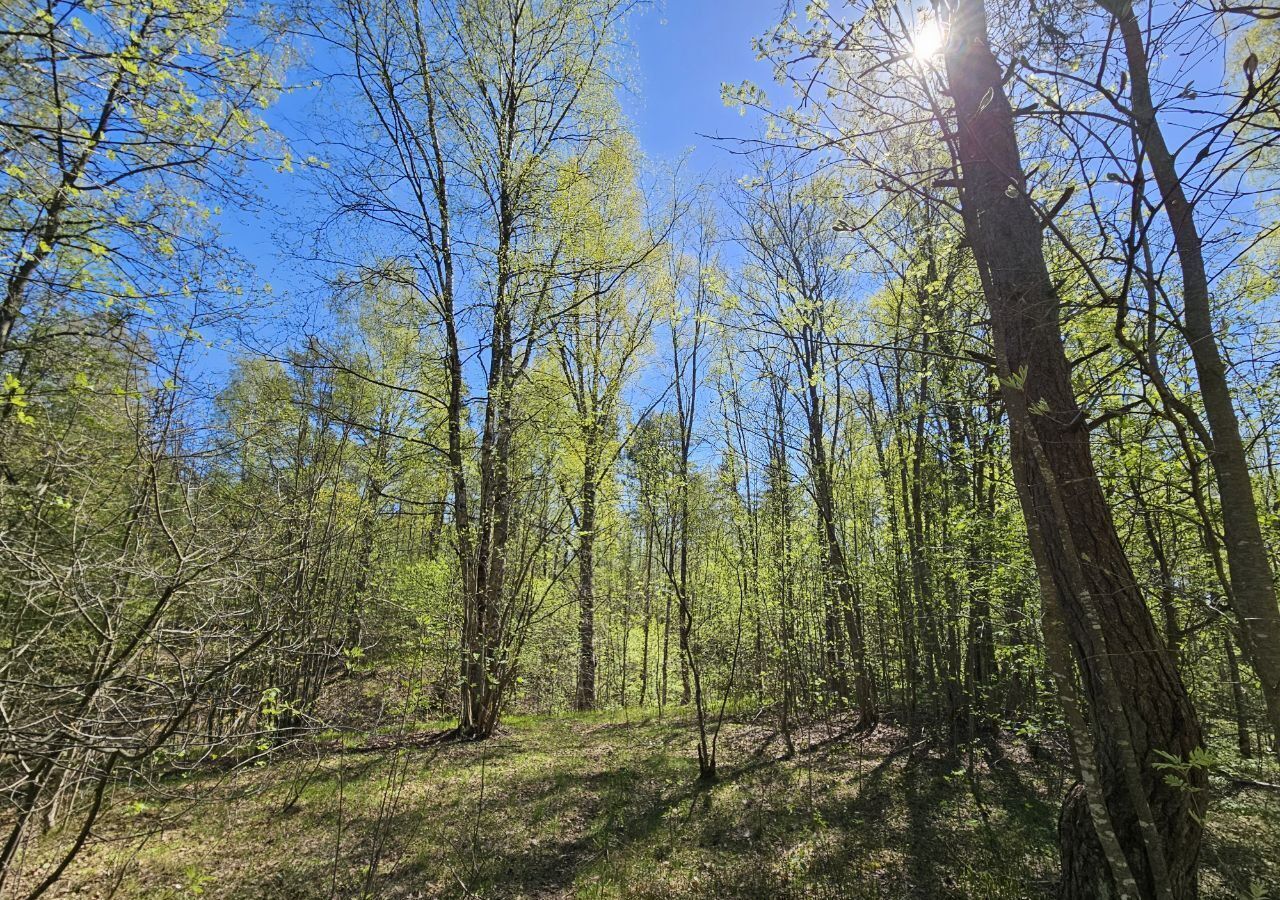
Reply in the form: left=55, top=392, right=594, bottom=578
left=576, top=456, right=598, bottom=711
left=459, top=297, right=515, bottom=740
left=942, top=2, right=1205, bottom=895
left=1105, top=0, right=1280, bottom=754
left=1224, top=633, right=1253, bottom=759
left=640, top=520, right=653, bottom=706
left=807, top=398, right=876, bottom=725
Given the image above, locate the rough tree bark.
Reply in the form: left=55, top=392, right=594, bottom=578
left=941, top=0, right=1206, bottom=895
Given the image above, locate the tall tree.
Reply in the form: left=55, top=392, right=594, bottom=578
left=324, top=0, right=641, bottom=738
left=940, top=1, right=1204, bottom=894
left=730, top=163, right=877, bottom=726
left=547, top=127, right=657, bottom=711
left=1094, top=0, right=1280, bottom=751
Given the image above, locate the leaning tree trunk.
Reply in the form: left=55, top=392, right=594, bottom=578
left=1103, top=0, right=1280, bottom=753
left=942, top=1, right=1205, bottom=896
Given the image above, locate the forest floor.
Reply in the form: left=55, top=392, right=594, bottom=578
left=19, top=706, right=1280, bottom=899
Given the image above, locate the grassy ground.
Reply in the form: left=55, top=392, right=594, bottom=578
left=18, top=709, right=1280, bottom=899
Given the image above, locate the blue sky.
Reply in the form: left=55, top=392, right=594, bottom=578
left=212, top=0, right=785, bottom=365
left=623, top=1, right=779, bottom=168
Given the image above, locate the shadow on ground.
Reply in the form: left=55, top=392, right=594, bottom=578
left=23, top=713, right=1279, bottom=899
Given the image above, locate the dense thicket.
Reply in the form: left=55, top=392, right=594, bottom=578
left=2, top=0, right=1279, bottom=897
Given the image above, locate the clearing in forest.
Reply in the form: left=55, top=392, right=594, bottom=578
left=22, top=712, right=1280, bottom=899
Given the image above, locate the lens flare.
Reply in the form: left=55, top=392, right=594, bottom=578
left=912, top=20, right=945, bottom=61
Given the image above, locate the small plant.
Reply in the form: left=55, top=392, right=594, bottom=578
left=181, top=865, right=214, bottom=895
left=1236, top=882, right=1269, bottom=900
left=1152, top=747, right=1220, bottom=824
left=1152, top=746, right=1220, bottom=793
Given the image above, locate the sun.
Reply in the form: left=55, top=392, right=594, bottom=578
left=912, top=19, right=945, bottom=61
